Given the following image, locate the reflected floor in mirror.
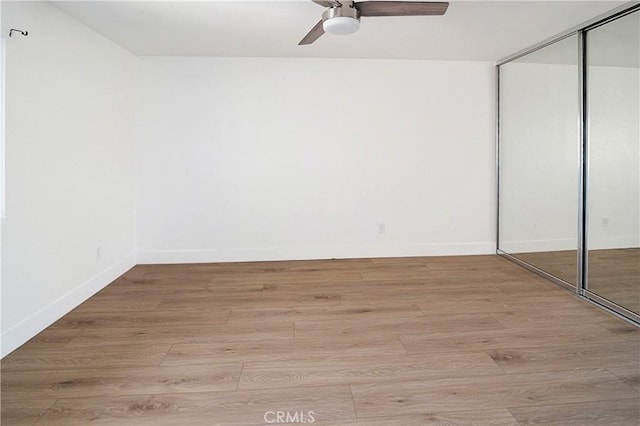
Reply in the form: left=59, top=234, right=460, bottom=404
left=510, top=248, right=640, bottom=315
left=2, top=255, right=639, bottom=425
left=589, top=248, right=640, bottom=315
left=510, top=250, right=578, bottom=287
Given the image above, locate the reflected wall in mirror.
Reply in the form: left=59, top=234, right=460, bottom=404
left=586, top=10, right=640, bottom=314
left=498, top=35, right=579, bottom=286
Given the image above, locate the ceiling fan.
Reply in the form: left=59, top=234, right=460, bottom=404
left=299, top=0, right=449, bottom=45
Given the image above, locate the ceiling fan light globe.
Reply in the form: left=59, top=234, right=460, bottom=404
left=323, top=17, right=360, bottom=35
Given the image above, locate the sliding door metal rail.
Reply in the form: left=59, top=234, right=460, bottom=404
left=496, top=2, right=640, bottom=66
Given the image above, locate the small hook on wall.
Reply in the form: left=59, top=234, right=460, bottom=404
left=9, top=29, right=28, bottom=37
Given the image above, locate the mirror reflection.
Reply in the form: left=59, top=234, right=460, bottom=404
left=586, top=10, right=640, bottom=315
left=498, top=35, right=580, bottom=286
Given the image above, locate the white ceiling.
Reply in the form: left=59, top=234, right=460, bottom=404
left=51, top=1, right=628, bottom=62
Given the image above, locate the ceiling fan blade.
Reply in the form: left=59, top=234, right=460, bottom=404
left=356, top=1, right=449, bottom=17
left=312, top=0, right=340, bottom=6
left=299, top=20, right=325, bottom=45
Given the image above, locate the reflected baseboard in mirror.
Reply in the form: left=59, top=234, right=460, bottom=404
left=588, top=248, right=640, bottom=316
left=506, top=250, right=577, bottom=287
left=508, top=248, right=639, bottom=315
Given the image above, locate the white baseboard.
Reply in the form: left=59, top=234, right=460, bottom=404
left=135, top=242, right=495, bottom=264
left=499, top=238, right=577, bottom=253
left=0, top=253, right=136, bottom=358
left=588, top=236, right=640, bottom=251
left=500, top=236, right=639, bottom=254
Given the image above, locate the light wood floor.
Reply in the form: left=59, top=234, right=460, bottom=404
left=2, top=255, right=639, bottom=425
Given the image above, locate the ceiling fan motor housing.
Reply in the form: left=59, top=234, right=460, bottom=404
left=322, top=2, right=361, bottom=35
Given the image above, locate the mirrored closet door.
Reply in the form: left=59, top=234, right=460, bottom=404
left=585, top=9, right=640, bottom=318
left=498, top=4, right=640, bottom=324
left=498, top=34, right=580, bottom=288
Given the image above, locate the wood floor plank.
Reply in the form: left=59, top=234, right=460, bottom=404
left=1, top=363, right=242, bottom=401
left=9, top=328, right=83, bottom=351
left=607, top=365, right=640, bottom=391
left=238, top=352, right=503, bottom=390
left=416, top=296, right=508, bottom=315
left=401, top=324, right=628, bottom=355
left=314, top=409, right=519, bottom=425
left=259, top=292, right=344, bottom=306
left=102, top=276, right=212, bottom=292
left=340, top=283, right=507, bottom=300
left=351, top=369, right=637, bottom=417
left=0, top=398, right=57, bottom=426
left=37, top=385, right=355, bottom=425
left=597, top=319, right=640, bottom=340
left=269, top=270, right=363, bottom=283
left=50, top=309, right=231, bottom=329
left=227, top=303, right=424, bottom=323
left=295, top=313, right=506, bottom=339
left=66, top=321, right=294, bottom=346
left=155, top=288, right=345, bottom=309
left=155, top=293, right=270, bottom=311
left=488, top=340, right=640, bottom=373
left=162, top=337, right=407, bottom=366
left=65, top=292, right=165, bottom=314
left=509, top=398, right=640, bottom=425
left=487, top=294, right=597, bottom=312
left=288, top=258, right=373, bottom=272
left=490, top=307, right=630, bottom=330
left=360, top=266, right=433, bottom=281
left=1, top=344, right=172, bottom=372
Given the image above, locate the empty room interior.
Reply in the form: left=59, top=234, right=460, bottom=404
left=1, top=0, right=639, bottom=424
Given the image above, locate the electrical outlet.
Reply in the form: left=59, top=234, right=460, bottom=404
left=378, top=223, right=386, bottom=234
left=96, top=246, right=102, bottom=260
left=601, top=217, right=609, bottom=227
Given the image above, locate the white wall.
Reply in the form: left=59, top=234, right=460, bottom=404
left=135, top=57, right=496, bottom=263
left=1, top=2, right=136, bottom=357
left=499, top=60, right=580, bottom=253
left=1, top=14, right=6, bottom=358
